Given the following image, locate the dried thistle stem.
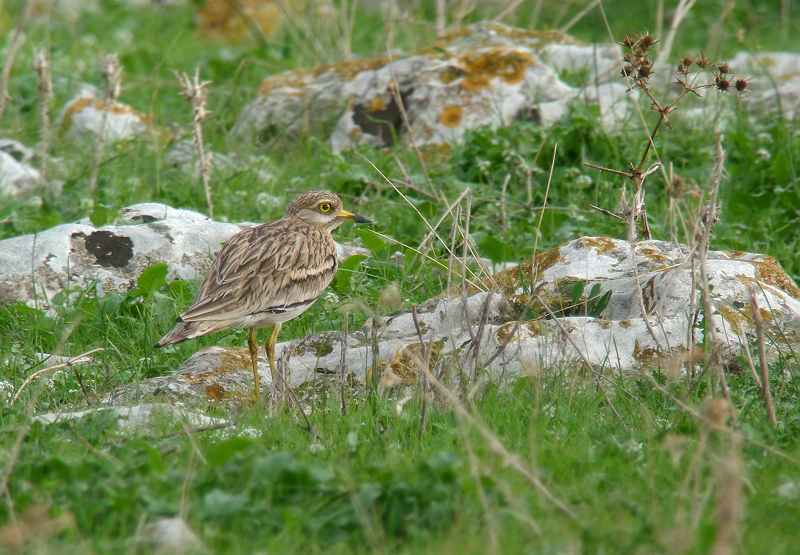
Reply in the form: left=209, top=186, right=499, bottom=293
left=750, top=286, right=777, bottom=427
left=696, top=137, right=727, bottom=396
left=32, top=48, right=54, bottom=189
left=174, top=67, right=214, bottom=219
left=88, top=54, right=123, bottom=195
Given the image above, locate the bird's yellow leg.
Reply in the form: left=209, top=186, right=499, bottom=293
left=266, top=323, right=281, bottom=379
left=248, top=328, right=260, bottom=400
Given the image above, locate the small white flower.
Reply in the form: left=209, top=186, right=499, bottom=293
left=755, top=148, right=771, bottom=162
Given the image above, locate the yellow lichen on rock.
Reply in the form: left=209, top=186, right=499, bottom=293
left=456, top=49, right=534, bottom=91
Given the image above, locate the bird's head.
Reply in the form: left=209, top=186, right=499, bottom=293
left=284, top=191, right=370, bottom=232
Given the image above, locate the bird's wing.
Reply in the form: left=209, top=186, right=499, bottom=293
left=179, top=220, right=338, bottom=323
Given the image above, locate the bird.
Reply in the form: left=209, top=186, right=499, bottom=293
left=154, top=191, right=370, bottom=399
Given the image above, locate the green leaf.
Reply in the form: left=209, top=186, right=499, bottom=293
left=416, top=201, right=440, bottom=220
left=593, top=291, right=612, bottom=315
left=588, top=283, right=602, bottom=301
left=570, top=281, right=585, bottom=307
left=207, top=436, right=257, bottom=467
left=202, top=489, right=248, bottom=517
left=477, top=235, right=510, bottom=265
left=89, top=201, right=122, bottom=227
left=336, top=254, right=367, bottom=292
left=357, top=229, right=387, bottom=256
left=135, top=263, right=169, bottom=299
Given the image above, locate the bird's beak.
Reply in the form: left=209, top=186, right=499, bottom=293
left=338, top=210, right=371, bottom=224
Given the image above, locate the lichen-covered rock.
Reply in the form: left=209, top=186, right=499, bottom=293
left=0, top=202, right=369, bottom=310
left=119, top=237, right=800, bottom=403
left=0, top=140, right=41, bottom=198
left=232, top=22, right=630, bottom=152
left=0, top=203, right=247, bottom=309
left=59, top=97, right=150, bottom=142
left=32, top=403, right=231, bottom=436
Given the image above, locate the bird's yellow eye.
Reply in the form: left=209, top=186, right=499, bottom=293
left=318, top=202, right=332, bottom=213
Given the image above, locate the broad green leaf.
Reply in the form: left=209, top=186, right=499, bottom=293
left=357, top=229, right=387, bottom=256
left=570, top=281, right=585, bottom=307
left=207, top=436, right=257, bottom=467
left=135, top=263, right=169, bottom=299
left=89, top=201, right=123, bottom=227
left=336, top=254, right=367, bottom=291
left=478, top=235, right=510, bottom=265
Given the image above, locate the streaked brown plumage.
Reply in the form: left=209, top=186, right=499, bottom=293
left=154, top=191, right=370, bottom=399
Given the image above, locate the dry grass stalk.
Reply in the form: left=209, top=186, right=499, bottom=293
left=705, top=400, right=743, bottom=555
left=269, top=353, right=290, bottom=417
left=31, top=48, right=53, bottom=189
left=174, top=66, right=215, bottom=219
left=656, top=0, right=698, bottom=65
left=88, top=54, right=124, bottom=195
left=750, top=285, right=777, bottom=427
left=339, top=310, right=349, bottom=415
left=737, top=322, right=763, bottom=390
left=11, top=348, right=103, bottom=406
left=696, top=138, right=727, bottom=396
left=456, top=418, right=498, bottom=552
left=0, top=0, right=33, bottom=125
left=530, top=144, right=556, bottom=284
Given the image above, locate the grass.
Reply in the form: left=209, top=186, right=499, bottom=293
left=1, top=0, right=800, bottom=552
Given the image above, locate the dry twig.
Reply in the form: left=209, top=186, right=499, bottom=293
left=32, top=48, right=53, bottom=189
left=88, top=54, right=124, bottom=195
left=174, top=66, right=215, bottom=219
left=750, top=286, right=777, bottom=427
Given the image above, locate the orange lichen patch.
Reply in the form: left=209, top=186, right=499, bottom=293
left=348, top=127, right=363, bottom=142
left=197, top=0, right=284, bottom=41
left=718, top=305, right=744, bottom=328
left=258, top=69, right=317, bottom=95
left=323, top=57, right=389, bottom=82
left=61, top=98, right=149, bottom=129
left=419, top=142, right=454, bottom=164
left=491, top=244, right=566, bottom=295
left=633, top=339, right=657, bottom=362
left=619, top=319, right=632, bottom=328
left=434, top=24, right=583, bottom=50
left=257, top=56, right=389, bottom=96
left=597, top=319, right=612, bottom=329
left=496, top=321, right=542, bottom=343
left=750, top=255, right=800, bottom=299
left=725, top=250, right=747, bottom=259
left=368, top=95, right=387, bottom=112
left=205, top=383, right=228, bottom=402
left=637, top=245, right=670, bottom=263
left=439, top=106, right=463, bottom=128
left=456, top=49, right=534, bottom=91
left=579, top=236, right=618, bottom=255
left=387, top=340, right=445, bottom=385
left=440, top=66, right=464, bottom=84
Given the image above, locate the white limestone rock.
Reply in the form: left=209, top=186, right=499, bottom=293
left=116, top=237, right=800, bottom=403
left=59, top=97, right=150, bottom=142
left=0, top=202, right=370, bottom=311
left=0, top=141, right=40, bottom=199
left=0, top=203, right=248, bottom=309
left=729, top=52, right=800, bottom=120
left=32, top=402, right=231, bottom=435
left=232, top=22, right=631, bottom=152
